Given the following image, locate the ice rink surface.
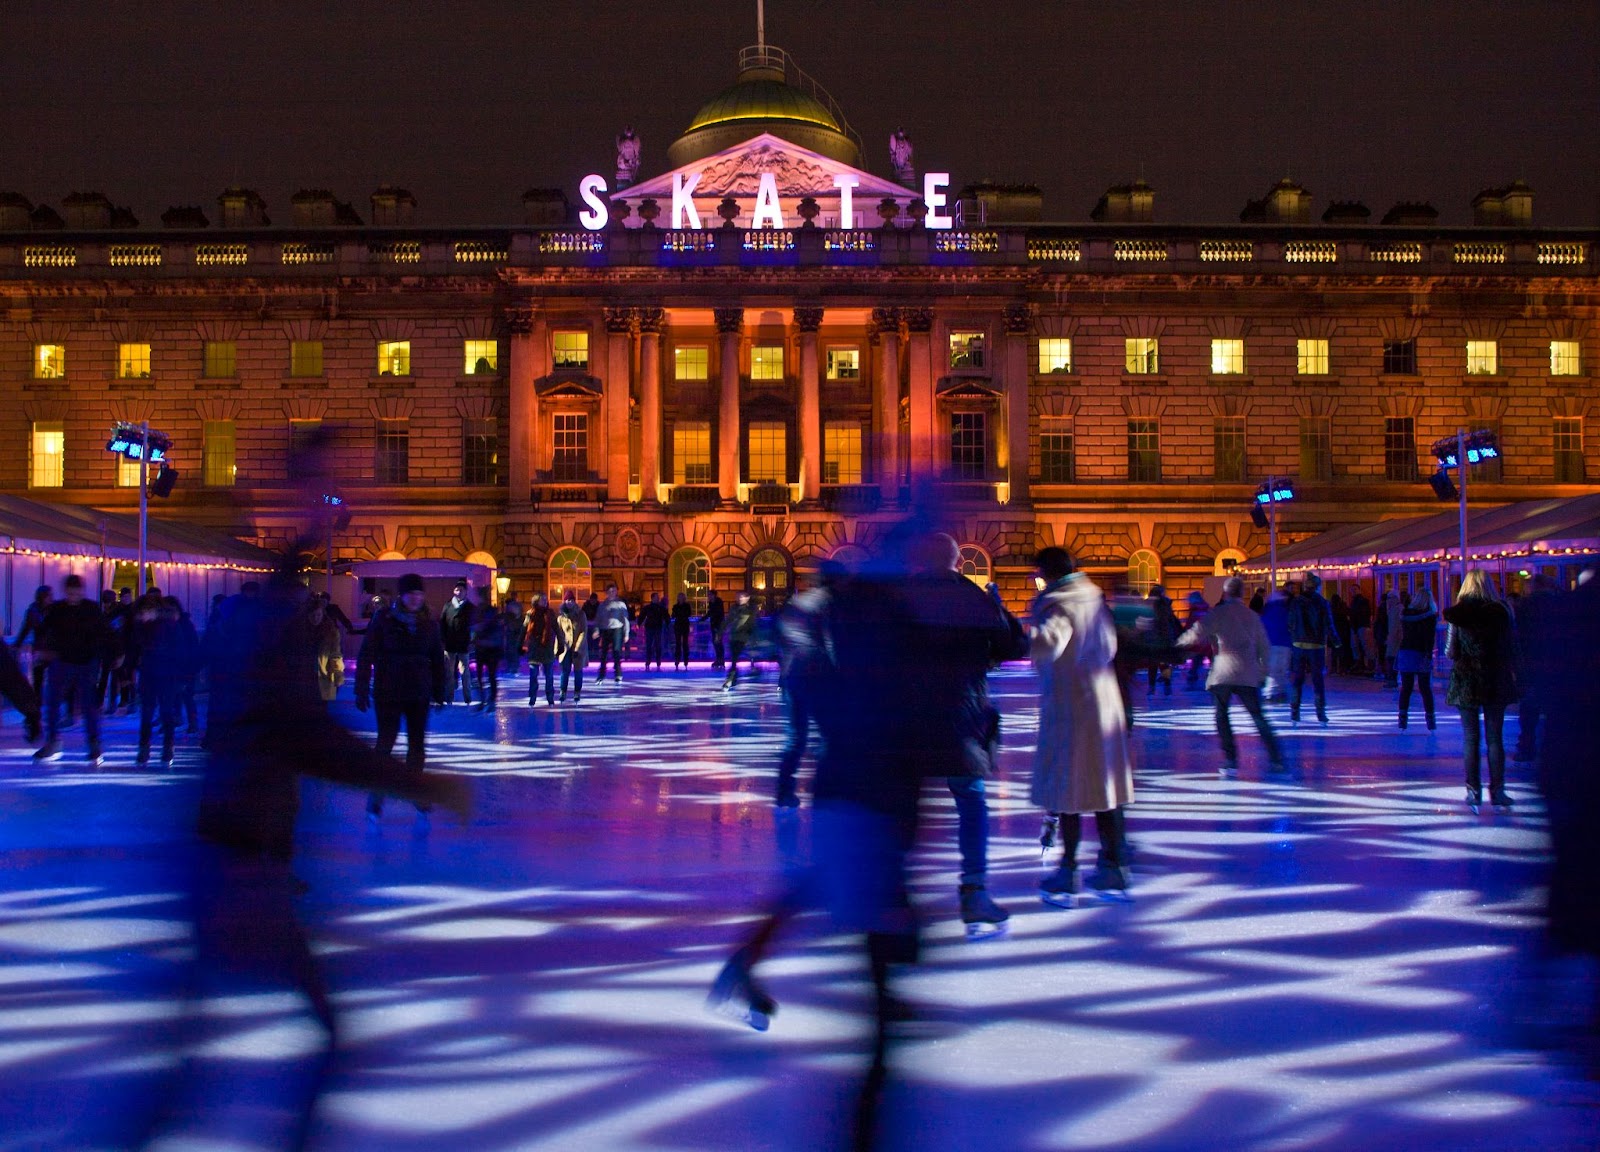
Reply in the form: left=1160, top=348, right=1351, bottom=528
left=2, top=665, right=1596, bottom=1151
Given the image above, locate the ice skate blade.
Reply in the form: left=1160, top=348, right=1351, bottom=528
left=1040, top=891, right=1077, bottom=909
left=707, top=995, right=773, bottom=1032
left=963, top=920, right=1010, bottom=941
left=1091, top=889, right=1134, bottom=905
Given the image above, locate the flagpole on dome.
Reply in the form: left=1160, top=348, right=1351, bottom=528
left=757, top=0, right=765, bottom=52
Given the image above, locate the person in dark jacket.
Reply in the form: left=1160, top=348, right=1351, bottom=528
left=356, top=573, right=448, bottom=820
left=720, top=591, right=759, bottom=690
left=14, top=584, right=52, bottom=709
left=34, top=574, right=118, bottom=765
left=707, top=589, right=727, bottom=669
left=470, top=587, right=505, bottom=709
left=641, top=593, right=669, bottom=670
left=1328, top=593, right=1352, bottom=675
left=1513, top=573, right=1559, bottom=761
left=555, top=590, right=589, bottom=703
left=438, top=579, right=476, bottom=705
left=1396, top=586, right=1439, bottom=731
left=523, top=593, right=558, bottom=706
left=1286, top=572, right=1333, bottom=726
left=1349, top=590, right=1374, bottom=673
left=671, top=592, right=694, bottom=669
left=1182, top=590, right=1210, bottom=687
left=1444, top=570, right=1518, bottom=810
left=1145, top=585, right=1179, bottom=695
left=0, top=635, right=41, bottom=744
left=133, top=595, right=193, bottom=767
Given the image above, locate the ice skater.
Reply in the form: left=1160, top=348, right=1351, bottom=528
left=1179, top=575, right=1288, bottom=779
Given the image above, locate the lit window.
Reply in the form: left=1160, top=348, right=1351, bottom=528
left=1551, top=340, right=1583, bottom=376
left=463, top=417, right=498, bottom=485
left=203, top=420, right=237, bottom=487
left=826, top=348, right=860, bottom=380
left=1383, top=339, right=1417, bottom=375
left=668, top=547, right=710, bottom=614
left=1038, top=338, right=1073, bottom=374
left=1040, top=423, right=1075, bottom=482
left=290, top=340, right=323, bottom=377
left=1128, top=550, right=1161, bottom=596
left=118, top=343, right=151, bottom=379
left=553, top=332, right=589, bottom=371
left=376, top=340, right=410, bottom=376
left=672, top=420, right=712, bottom=483
left=1211, top=339, right=1246, bottom=375
left=31, top=422, right=64, bottom=488
left=1466, top=340, right=1498, bottom=375
left=1214, top=416, right=1246, bottom=481
left=1125, top=338, right=1159, bottom=374
left=950, top=412, right=986, bottom=479
left=1554, top=418, right=1585, bottom=482
left=751, top=344, right=785, bottom=381
left=375, top=418, right=409, bottom=483
left=958, top=545, right=991, bottom=587
left=1384, top=417, right=1418, bottom=481
left=949, top=331, right=986, bottom=369
left=1297, top=338, right=1329, bottom=375
left=552, top=413, right=588, bottom=481
left=1127, top=418, right=1161, bottom=481
left=674, top=345, right=708, bottom=381
left=748, top=421, right=787, bottom=482
left=1299, top=417, right=1332, bottom=482
left=548, top=546, right=594, bottom=605
left=117, top=455, right=142, bottom=488
left=34, top=344, right=66, bottom=379
left=464, top=339, right=498, bottom=375
left=823, top=421, right=862, bottom=484
left=203, top=341, right=236, bottom=378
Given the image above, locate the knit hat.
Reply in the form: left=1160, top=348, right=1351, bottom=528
left=398, top=573, right=425, bottom=595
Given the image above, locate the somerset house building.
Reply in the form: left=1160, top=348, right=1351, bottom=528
left=1, top=42, right=1596, bottom=613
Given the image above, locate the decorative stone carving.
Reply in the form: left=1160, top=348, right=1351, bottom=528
left=505, top=307, right=537, bottom=336
left=615, top=128, right=641, bottom=187
left=717, top=197, right=741, bottom=228
left=877, top=198, right=900, bottom=228
left=714, top=306, right=744, bottom=334
left=889, top=130, right=914, bottom=185
left=796, top=197, right=820, bottom=227
left=636, top=198, right=660, bottom=227
left=603, top=307, right=635, bottom=335
left=901, top=306, right=933, bottom=334
left=869, top=307, right=901, bottom=335
left=1003, top=302, right=1034, bottom=335
left=793, top=305, right=824, bottom=333
left=636, top=307, right=665, bottom=334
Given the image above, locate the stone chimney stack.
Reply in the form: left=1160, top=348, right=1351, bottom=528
left=292, top=189, right=337, bottom=226
left=1090, top=180, right=1154, bottom=223
left=218, top=187, right=270, bottom=227
left=62, top=192, right=113, bottom=229
left=521, top=188, right=570, bottom=227
left=1474, top=181, right=1533, bottom=226
left=370, top=186, right=416, bottom=225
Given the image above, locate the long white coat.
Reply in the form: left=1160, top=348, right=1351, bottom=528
left=1029, top=574, right=1135, bottom=814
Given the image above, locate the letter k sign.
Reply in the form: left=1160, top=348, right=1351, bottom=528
left=673, top=172, right=703, bottom=229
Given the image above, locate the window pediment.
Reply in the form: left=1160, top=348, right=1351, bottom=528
left=937, top=376, right=1001, bottom=399
left=536, top=374, right=603, bottom=398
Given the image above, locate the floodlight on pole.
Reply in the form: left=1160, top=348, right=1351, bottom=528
left=1429, top=428, right=1500, bottom=584
left=1251, top=477, right=1296, bottom=588
left=105, top=422, right=174, bottom=595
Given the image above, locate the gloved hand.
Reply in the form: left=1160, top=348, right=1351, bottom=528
left=355, top=693, right=369, bottom=713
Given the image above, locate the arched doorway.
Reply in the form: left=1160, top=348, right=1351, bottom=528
left=747, top=546, right=793, bottom=613
left=547, top=546, right=592, bottom=604
left=667, top=546, right=711, bottom=614
left=958, top=544, right=991, bottom=589
left=1128, top=549, right=1161, bottom=596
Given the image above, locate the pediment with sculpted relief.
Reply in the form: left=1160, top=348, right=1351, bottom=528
left=622, top=133, right=916, bottom=202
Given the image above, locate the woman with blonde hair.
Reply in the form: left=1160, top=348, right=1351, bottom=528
left=1443, top=571, right=1517, bottom=810
left=1396, top=584, right=1439, bottom=730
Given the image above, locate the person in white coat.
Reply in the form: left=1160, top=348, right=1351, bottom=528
left=1178, top=575, right=1289, bottom=778
left=1029, top=547, right=1135, bottom=903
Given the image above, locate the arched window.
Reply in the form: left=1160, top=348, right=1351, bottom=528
left=377, top=550, right=407, bottom=561
left=958, top=544, right=991, bottom=588
left=747, top=547, right=793, bottom=613
left=547, top=546, right=592, bottom=604
left=667, top=546, right=711, bottom=614
left=830, top=544, right=870, bottom=572
left=1128, top=549, right=1161, bottom=596
left=1214, top=548, right=1247, bottom=576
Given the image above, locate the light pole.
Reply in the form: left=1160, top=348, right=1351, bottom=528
left=1430, top=429, right=1500, bottom=589
left=321, top=492, right=350, bottom=595
left=105, top=422, right=174, bottom=595
left=1251, top=477, right=1296, bottom=589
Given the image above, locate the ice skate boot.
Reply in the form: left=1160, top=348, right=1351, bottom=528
left=1087, top=864, right=1133, bottom=904
left=707, top=954, right=777, bottom=1032
left=959, top=884, right=1010, bottom=940
left=1039, top=864, right=1079, bottom=909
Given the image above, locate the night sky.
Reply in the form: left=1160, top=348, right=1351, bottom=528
left=4, top=1, right=1596, bottom=228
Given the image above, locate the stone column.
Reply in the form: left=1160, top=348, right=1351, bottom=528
left=902, top=305, right=936, bottom=486
left=1002, top=302, right=1033, bottom=506
left=603, top=306, right=634, bottom=503
left=872, top=307, right=901, bottom=501
left=794, top=304, right=824, bottom=503
left=715, top=305, right=743, bottom=504
left=637, top=306, right=664, bottom=503
left=507, top=306, right=538, bottom=503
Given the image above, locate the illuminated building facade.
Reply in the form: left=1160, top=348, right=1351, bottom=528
left=1, top=45, right=1596, bottom=610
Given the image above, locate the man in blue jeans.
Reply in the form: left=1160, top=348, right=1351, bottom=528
left=33, top=574, right=116, bottom=766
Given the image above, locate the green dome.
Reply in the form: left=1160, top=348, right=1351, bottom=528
left=686, top=75, right=844, bottom=135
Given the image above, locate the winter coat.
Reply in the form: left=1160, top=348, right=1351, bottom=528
left=1349, top=595, right=1373, bottom=630
left=554, top=603, right=589, bottom=663
left=312, top=614, right=344, bottom=702
left=723, top=601, right=759, bottom=647
left=439, top=596, right=476, bottom=653
left=134, top=609, right=195, bottom=688
left=671, top=602, right=693, bottom=633
left=38, top=600, right=118, bottom=667
left=1383, top=594, right=1404, bottom=657
left=1287, top=589, right=1333, bottom=647
left=471, top=605, right=507, bottom=655
left=1260, top=594, right=1293, bottom=648
left=707, top=594, right=726, bottom=633
left=1178, top=597, right=1269, bottom=688
left=1398, top=607, right=1438, bottom=656
left=641, top=600, right=669, bottom=633
left=1444, top=597, right=1517, bottom=709
left=356, top=605, right=448, bottom=706
left=596, top=596, right=631, bottom=643
left=523, top=605, right=557, bottom=663
left=1147, top=593, right=1180, bottom=647
left=1029, top=573, right=1134, bottom=815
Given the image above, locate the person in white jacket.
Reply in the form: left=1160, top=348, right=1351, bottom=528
left=1179, top=575, right=1289, bottom=778
left=1029, top=547, right=1135, bottom=903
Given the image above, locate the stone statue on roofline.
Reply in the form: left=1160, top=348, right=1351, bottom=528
left=890, top=130, right=914, bottom=185
left=615, top=128, right=642, bottom=188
